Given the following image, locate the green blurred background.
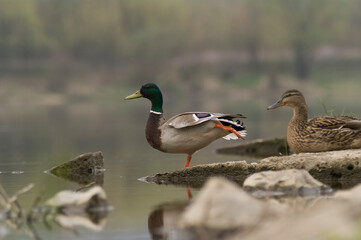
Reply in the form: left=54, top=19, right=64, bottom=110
left=1, top=0, right=361, bottom=97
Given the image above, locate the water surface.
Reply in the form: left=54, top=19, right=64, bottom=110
left=0, top=104, right=251, bottom=240
left=0, top=78, right=360, bottom=239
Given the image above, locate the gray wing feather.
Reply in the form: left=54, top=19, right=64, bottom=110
left=166, top=112, right=245, bottom=129
left=340, top=120, right=361, bottom=130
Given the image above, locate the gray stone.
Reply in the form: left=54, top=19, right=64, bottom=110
left=243, top=169, right=331, bottom=197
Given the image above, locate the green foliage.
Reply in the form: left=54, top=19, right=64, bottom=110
left=0, top=0, right=50, bottom=59
left=0, top=0, right=360, bottom=76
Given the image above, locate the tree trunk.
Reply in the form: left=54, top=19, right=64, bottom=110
left=294, top=43, right=311, bottom=80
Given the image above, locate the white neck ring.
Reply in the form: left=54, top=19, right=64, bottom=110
left=150, top=110, right=162, bottom=115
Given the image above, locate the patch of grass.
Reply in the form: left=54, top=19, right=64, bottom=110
left=319, top=99, right=358, bottom=117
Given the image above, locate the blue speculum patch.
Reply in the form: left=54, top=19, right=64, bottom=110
left=195, top=113, right=211, bottom=118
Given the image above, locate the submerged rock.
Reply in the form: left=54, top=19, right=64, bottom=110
left=46, top=186, right=111, bottom=231
left=46, top=151, right=104, bottom=185
left=243, top=169, right=332, bottom=197
left=143, top=161, right=250, bottom=188
left=46, top=186, right=107, bottom=207
left=217, top=137, right=289, bottom=158
left=143, top=149, right=361, bottom=189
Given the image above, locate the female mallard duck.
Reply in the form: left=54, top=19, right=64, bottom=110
left=125, top=83, right=247, bottom=168
left=267, top=89, right=361, bottom=154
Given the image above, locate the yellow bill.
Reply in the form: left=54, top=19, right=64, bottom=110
left=125, top=90, right=143, bottom=100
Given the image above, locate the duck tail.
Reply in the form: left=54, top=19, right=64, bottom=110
left=223, top=129, right=247, bottom=140
left=218, top=118, right=247, bottom=140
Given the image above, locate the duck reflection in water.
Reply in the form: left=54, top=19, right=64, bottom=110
left=148, top=201, right=190, bottom=240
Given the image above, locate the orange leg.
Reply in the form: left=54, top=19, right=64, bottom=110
left=184, top=155, right=192, bottom=168
left=215, top=123, right=245, bottom=139
left=186, top=188, right=193, bottom=199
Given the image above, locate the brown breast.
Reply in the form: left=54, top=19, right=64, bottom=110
left=145, top=112, right=164, bottom=151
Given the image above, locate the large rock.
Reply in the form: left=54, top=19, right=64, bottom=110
left=179, top=177, right=286, bottom=230
left=238, top=201, right=355, bottom=240
left=334, top=184, right=361, bottom=202
left=243, top=169, right=331, bottom=197
left=239, top=184, right=361, bottom=240
left=143, top=149, right=361, bottom=189
left=176, top=177, right=361, bottom=240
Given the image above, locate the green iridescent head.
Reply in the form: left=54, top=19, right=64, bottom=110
left=125, top=83, right=163, bottom=113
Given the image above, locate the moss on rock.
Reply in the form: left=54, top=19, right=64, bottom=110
left=143, top=149, right=361, bottom=189
left=47, top=151, right=104, bottom=186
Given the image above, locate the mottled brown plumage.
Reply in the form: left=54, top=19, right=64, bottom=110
left=267, top=90, right=361, bottom=154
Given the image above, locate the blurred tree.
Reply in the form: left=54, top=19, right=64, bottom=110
left=118, top=0, right=189, bottom=83
left=0, top=0, right=49, bottom=60
left=343, top=0, right=361, bottom=47
left=277, top=0, right=350, bottom=80
left=242, top=0, right=263, bottom=72
left=0, top=0, right=359, bottom=85
left=58, top=0, right=124, bottom=62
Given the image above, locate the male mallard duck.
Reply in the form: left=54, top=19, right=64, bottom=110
left=125, top=83, right=247, bottom=168
left=267, top=89, right=361, bottom=154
